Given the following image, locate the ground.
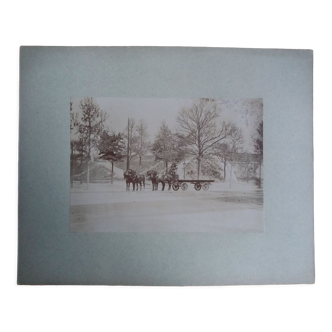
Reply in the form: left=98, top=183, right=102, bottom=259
left=70, top=180, right=263, bottom=232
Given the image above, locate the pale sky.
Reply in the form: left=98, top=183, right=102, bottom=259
left=71, top=97, right=263, bottom=152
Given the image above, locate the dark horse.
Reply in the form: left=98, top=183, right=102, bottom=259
left=124, top=169, right=145, bottom=191
left=147, top=164, right=177, bottom=191
left=162, top=163, right=178, bottom=190
left=147, top=170, right=165, bottom=191
left=133, top=174, right=145, bottom=191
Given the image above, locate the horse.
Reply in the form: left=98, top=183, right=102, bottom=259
left=159, top=163, right=178, bottom=191
left=124, top=169, right=136, bottom=191
left=146, top=170, right=160, bottom=190
left=124, top=170, right=145, bottom=191
left=132, top=174, right=145, bottom=191
left=147, top=170, right=173, bottom=191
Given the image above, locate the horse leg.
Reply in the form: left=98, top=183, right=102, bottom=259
left=168, top=181, right=171, bottom=190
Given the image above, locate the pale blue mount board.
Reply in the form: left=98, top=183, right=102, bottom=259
left=18, top=47, right=314, bottom=285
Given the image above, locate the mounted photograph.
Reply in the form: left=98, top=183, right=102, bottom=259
left=70, top=97, right=263, bottom=232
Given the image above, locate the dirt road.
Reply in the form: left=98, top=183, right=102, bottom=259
left=70, top=181, right=263, bottom=232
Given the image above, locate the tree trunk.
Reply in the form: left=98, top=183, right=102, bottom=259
left=247, top=163, right=249, bottom=183
left=126, top=117, right=130, bottom=170
left=139, top=155, right=142, bottom=173
left=259, top=157, right=262, bottom=188
left=70, top=144, right=74, bottom=188
left=87, top=160, right=90, bottom=190
left=165, top=160, right=168, bottom=173
left=78, top=154, right=82, bottom=184
left=229, top=163, right=232, bottom=188
left=111, top=161, right=114, bottom=184
left=197, top=157, right=200, bottom=180
left=223, top=161, right=226, bottom=183
left=87, top=117, right=91, bottom=190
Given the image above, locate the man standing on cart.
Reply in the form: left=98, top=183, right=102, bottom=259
left=168, top=163, right=178, bottom=177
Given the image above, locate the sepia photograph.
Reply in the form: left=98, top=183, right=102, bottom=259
left=70, top=97, right=263, bottom=232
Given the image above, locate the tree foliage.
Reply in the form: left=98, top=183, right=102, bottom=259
left=98, top=131, right=125, bottom=163
left=70, top=101, right=78, bottom=131
left=152, top=120, right=185, bottom=172
left=77, top=97, right=107, bottom=160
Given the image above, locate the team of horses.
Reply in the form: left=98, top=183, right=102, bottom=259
left=123, top=164, right=178, bottom=191
left=123, top=169, right=146, bottom=191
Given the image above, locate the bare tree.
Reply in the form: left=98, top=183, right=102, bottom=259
left=124, top=118, right=137, bottom=170
left=132, top=119, right=150, bottom=173
left=70, top=102, right=78, bottom=187
left=70, top=101, right=75, bottom=187
left=215, top=142, right=230, bottom=182
left=253, top=121, right=263, bottom=188
left=239, top=98, right=263, bottom=130
left=214, top=124, right=244, bottom=183
left=228, top=124, right=244, bottom=153
left=241, top=151, right=253, bottom=183
left=77, top=97, right=107, bottom=189
left=70, top=141, right=82, bottom=187
left=71, top=138, right=86, bottom=185
left=226, top=124, right=244, bottom=187
left=176, top=98, right=228, bottom=178
left=253, top=121, right=263, bottom=155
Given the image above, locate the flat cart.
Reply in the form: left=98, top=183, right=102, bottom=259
left=172, top=179, right=214, bottom=191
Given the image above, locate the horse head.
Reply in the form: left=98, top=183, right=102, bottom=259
left=147, top=170, right=157, bottom=180
left=124, top=169, right=136, bottom=180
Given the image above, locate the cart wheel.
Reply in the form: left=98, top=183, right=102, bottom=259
left=181, top=182, right=188, bottom=191
left=194, top=183, right=202, bottom=191
left=172, top=182, right=180, bottom=191
left=202, top=183, right=209, bottom=191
